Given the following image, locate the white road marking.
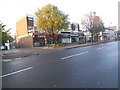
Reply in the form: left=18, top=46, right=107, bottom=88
left=61, top=55, right=75, bottom=60
left=2, top=58, right=22, bottom=62
left=96, top=47, right=104, bottom=50
left=2, top=59, right=12, bottom=62
left=15, top=58, right=22, bottom=60
left=0, top=67, right=33, bottom=78
left=61, top=51, right=88, bottom=60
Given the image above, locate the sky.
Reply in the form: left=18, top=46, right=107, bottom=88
left=0, top=0, right=119, bottom=35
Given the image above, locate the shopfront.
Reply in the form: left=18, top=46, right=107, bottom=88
left=33, top=34, right=62, bottom=47
left=33, top=34, right=46, bottom=47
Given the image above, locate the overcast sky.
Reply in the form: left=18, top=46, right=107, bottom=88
left=0, top=0, right=119, bottom=35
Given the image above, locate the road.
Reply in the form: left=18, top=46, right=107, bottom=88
left=2, top=41, right=118, bottom=88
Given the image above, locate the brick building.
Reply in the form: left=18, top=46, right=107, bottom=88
left=16, top=15, right=34, bottom=47
left=16, top=15, right=62, bottom=47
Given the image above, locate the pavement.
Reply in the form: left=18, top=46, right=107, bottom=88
left=2, top=41, right=108, bottom=60
left=2, top=41, right=118, bottom=88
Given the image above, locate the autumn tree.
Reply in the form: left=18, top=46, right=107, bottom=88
left=81, top=12, right=105, bottom=41
left=0, top=21, right=13, bottom=46
left=35, top=4, right=69, bottom=44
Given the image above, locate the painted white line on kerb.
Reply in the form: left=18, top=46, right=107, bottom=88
left=61, top=51, right=88, bottom=60
left=0, top=67, right=33, bottom=78
left=2, top=58, right=22, bottom=63
left=2, top=59, right=12, bottom=62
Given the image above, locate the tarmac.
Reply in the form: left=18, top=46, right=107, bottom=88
left=1, top=42, right=106, bottom=60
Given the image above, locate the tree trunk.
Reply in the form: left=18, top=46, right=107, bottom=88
left=51, top=34, right=55, bottom=44
left=96, top=33, right=99, bottom=42
left=53, top=34, right=55, bottom=44
left=51, top=37, right=54, bottom=44
left=91, top=33, right=94, bottom=43
left=53, top=37, right=55, bottom=44
left=94, top=33, right=97, bottom=41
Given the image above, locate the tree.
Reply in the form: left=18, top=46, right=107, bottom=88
left=35, top=4, right=69, bottom=44
left=81, top=12, right=105, bottom=41
left=0, top=21, right=13, bottom=46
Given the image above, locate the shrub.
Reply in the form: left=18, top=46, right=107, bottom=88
left=47, top=43, right=65, bottom=47
left=51, top=44, right=55, bottom=47
left=92, top=40, right=98, bottom=42
left=77, top=41, right=86, bottom=44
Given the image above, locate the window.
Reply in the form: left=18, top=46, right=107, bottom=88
left=28, top=26, right=33, bottom=30
left=28, top=17, right=33, bottom=20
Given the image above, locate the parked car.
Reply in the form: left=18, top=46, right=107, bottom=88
left=0, top=46, right=8, bottom=50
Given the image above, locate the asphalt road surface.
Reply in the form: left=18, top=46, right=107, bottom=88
left=2, top=41, right=118, bottom=88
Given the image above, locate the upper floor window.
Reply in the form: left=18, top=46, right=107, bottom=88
left=28, top=17, right=33, bottom=20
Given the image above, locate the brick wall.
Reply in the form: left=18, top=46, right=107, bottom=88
left=16, top=35, right=33, bottom=47
left=16, top=16, right=28, bottom=37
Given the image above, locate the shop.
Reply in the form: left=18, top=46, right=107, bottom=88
left=33, top=34, right=46, bottom=47
left=32, top=34, right=62, bottom=47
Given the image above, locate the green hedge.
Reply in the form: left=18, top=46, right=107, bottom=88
left=78, top=41, right=86, bottom=44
